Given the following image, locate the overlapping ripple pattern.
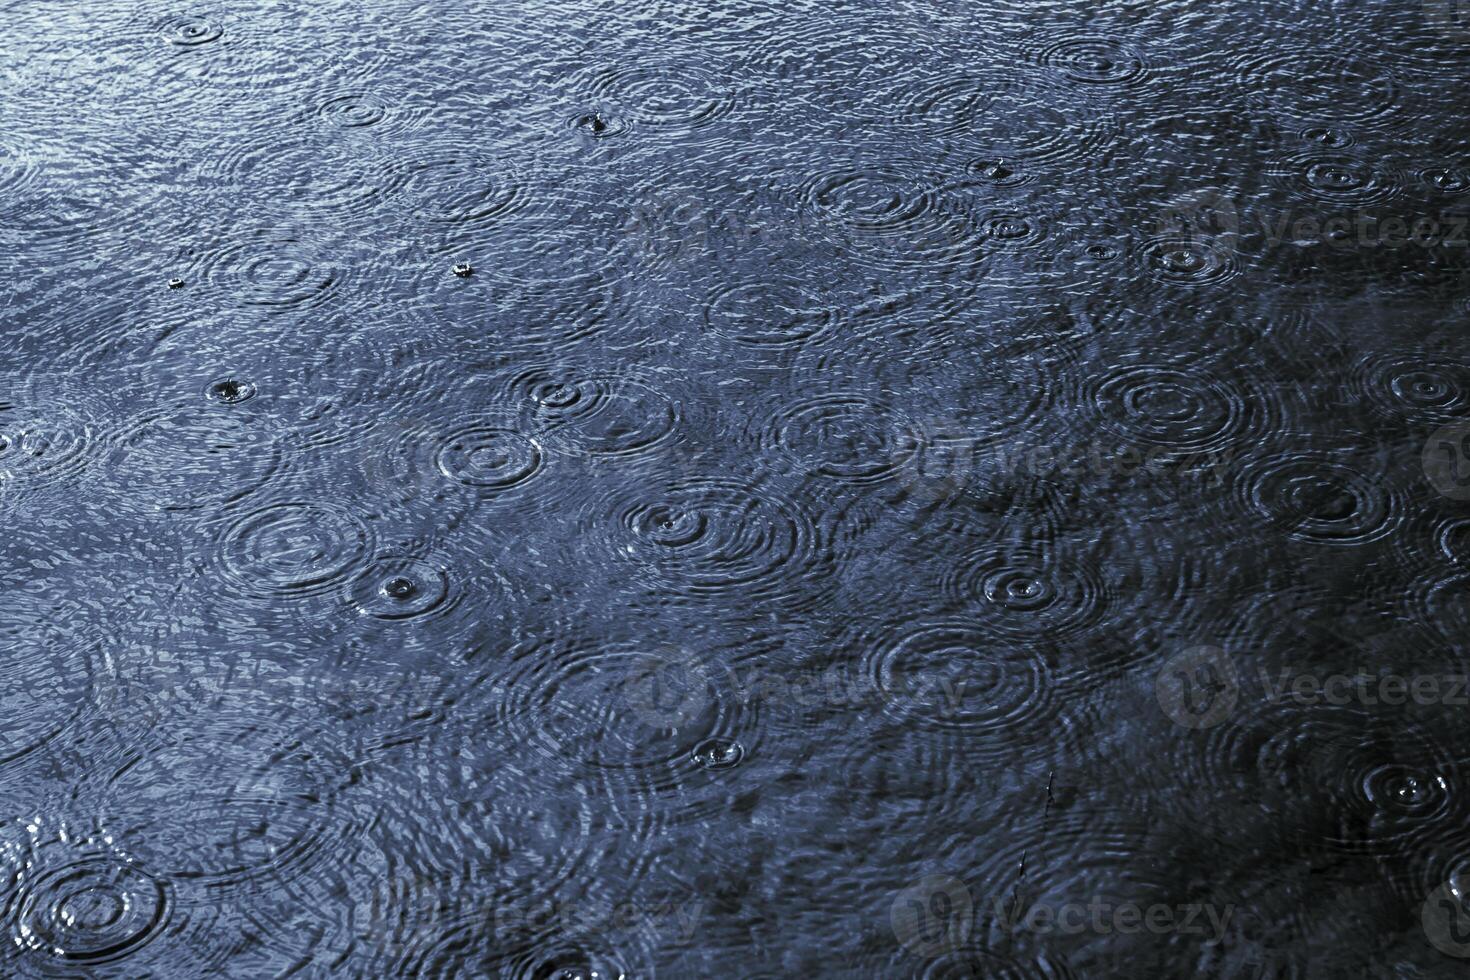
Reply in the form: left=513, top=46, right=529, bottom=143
left=2, top=0, right=1469, bottom=974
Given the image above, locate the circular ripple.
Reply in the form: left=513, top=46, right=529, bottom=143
left=1088, top=359, right=1254, bottom=454
left=348, top=557, right=450, bottom=620
left=193, top=230, right=345, bottom=311
left=98, top=701, right=362, bottom=896
left=434, top=422, right=544, bottom=493
left=797, top=163, right=985, bottom=272
left=0, top=408, right=98, bottom=489
left=801, top=165, right=941, bottom=237
left=463, top=936, right=646, bottom=980
left=977, top=211, right=1046, bottom=250
left=1271, top=152, right=1404, bottom=206
left=1240, top=453, right=1400, bottom=546
left=1137, top=236, right=1239, bottom=286
left=857, top=619, right=1056, bottom=742
left=702, top=280, right=840, bottom=349
left=101, top=408, right=281, bottom=513
left=0, top=599, right=105, bottom=768
left=894, top=76, right=1119, bottom=167
left=197, top=139, right=410, bottom=227
left=156, top=14, right=222, bottom=47
left=1177, top=701, right=1465, bottom=857
left=215, top=501, right=372, bottom=599
left=4, top=181, right=117, bottom=255
left=944, top=544, right=1108, bottom=639
left=1, top=824, right=171, bottom=968
left=508, top=368, right=679, bottom=458
left=482, top=637, right=741, bottom=782
left=1421, top=163, right=1470, bottom=196
left=401, top=148, right=542, bottom=236
left=591, top=477, right=829, bottom=605
left=390, top=904, right=651, bottom=980
left=1349, top=351, right=1470, bottom=422
left=1031, top=35, right=1148, bottom=85
left=451, top=631, right=763, bottom=831
left=315, top=91, right=389, bottom=128
left=1230, top=52, right=1400, bottom=126
left=339, top=414, right=492, bottom=529
left=408, top=278, right=610, bottom=355
left=581, top=61, right=735, bottom=132
left=791, top=330, right=1059, bottom=465
left=0, top=139, right=40, bottom=209
left=762, top=394, right=923, bottom=484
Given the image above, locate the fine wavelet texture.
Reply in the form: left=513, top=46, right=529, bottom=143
left=2, top=0, right=1470, bottom=975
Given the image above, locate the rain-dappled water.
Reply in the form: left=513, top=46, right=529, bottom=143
left=4, top=0, right=1470, bottom=975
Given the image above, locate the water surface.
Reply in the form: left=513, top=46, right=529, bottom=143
left=3, top=0, right=1470, bottom=975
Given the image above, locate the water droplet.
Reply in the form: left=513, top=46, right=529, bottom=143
left=966, top=157, right=1029, bottom=186
left=205, top=378, right=256, bottom=405
left=350, top=557, right=451, bottom=620
left=1140, top=237, right=1237, bottom=285
left=157, top=15, right=222, bottom=47
left=1034, top=35, right=1148, bottom=85
left=1423, top=165, right=1470, bottom=195
left=1242, top=453, right=1399, bottom=545
left=1302, top=126, right=1353, bottom=147
left=382, top=576, right=417, bottom=599
left=691, top=737, right=745, bottom=770
left=568, top=110, right=628, bottom=140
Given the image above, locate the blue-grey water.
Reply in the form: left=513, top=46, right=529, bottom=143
left=4, top=0, right=1470, bottom=976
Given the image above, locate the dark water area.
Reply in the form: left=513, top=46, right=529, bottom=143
left=4, top=0, right=1470, bottom=976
